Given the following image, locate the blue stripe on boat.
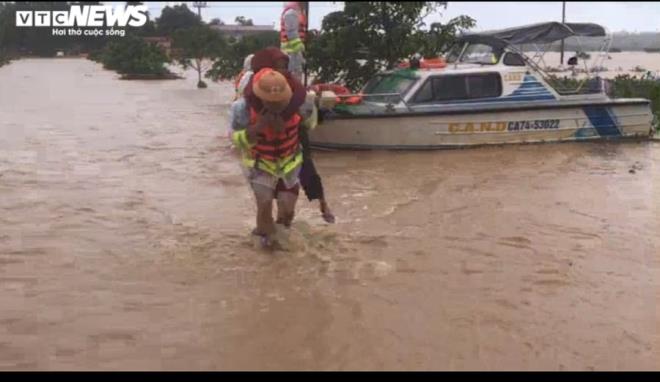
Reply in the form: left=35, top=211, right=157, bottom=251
left=583, top=106, right=621, bottom=137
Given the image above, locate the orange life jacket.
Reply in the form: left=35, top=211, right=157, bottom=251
left=311, top=83, right=362, bottom=105
left=249, top=108, right=301, bottom=163
left=397, top=57, right=447, bottom=70
left=280, top=4, right=307, bottom=43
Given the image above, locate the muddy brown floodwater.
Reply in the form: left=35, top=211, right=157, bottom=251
left=0, top=58, right=659, bottom=370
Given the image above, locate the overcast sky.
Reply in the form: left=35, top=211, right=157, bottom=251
left=125, top=2, right=660, bottom=33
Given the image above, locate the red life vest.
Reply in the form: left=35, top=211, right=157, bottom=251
left=280, top=4, right=307, bottom=44
left=397, top=57, right=447, bottom=70
left=310, top=83, right=363, bottom=105
left=311, top=83, right=349, bottom=95
left=249, top=108, right=301, bottom=163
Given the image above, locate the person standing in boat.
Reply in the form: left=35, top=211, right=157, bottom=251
left=280, top=1, right=307, bottom=82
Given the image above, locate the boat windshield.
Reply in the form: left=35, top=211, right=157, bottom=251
left=361, top=71, right=418, bottom=103
left=445, top=43, right=463, bottom=64
left=446, top=43, right=502, bottom=65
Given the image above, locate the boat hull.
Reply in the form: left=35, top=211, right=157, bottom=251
left=309, top=100, right=654, bottom=150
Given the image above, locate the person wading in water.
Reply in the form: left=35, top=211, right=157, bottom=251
left=244, top=47, right=335, bottom=224
left=231, top=68, right=304, bottom=248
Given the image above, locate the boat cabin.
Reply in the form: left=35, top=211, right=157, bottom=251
left=344, top=22, right=611, bottom=112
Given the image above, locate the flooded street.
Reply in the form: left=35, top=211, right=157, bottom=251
left=1, top=58, right=659, bottom=370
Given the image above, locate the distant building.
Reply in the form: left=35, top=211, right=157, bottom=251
left=143, top=37, right=172, bottom=57
left=210, top=24, right=276, bottom=40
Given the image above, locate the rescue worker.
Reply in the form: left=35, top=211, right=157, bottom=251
left=280, top=1, right=307, bottom=82
left=245, top=47, right=335, bottom=224
left=231, top=68, right=304, bottom=248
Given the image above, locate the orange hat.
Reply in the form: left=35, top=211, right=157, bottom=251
left=252, top=68, right=293, bottom=103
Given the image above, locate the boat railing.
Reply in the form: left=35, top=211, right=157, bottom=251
left=509, top=32, right=613, bottom=96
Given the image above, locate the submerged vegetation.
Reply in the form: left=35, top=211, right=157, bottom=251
left=549, top=74, right=660, bottom=131
left=609, top=75, right=660, bottom=131
left=92, top=35, right=174, bottom=78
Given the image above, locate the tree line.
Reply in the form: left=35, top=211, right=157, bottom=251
left=0, top=2, right=656, bottom=125
left=0, top=2, right=477, bottom=90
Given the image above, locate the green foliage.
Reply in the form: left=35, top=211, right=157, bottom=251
left=155, top=4, right=201, bottom=36
left=100, top=35, right=170, bottom=75
left=235, top=16, right=254, bottom=26
left=87, top=48, right=104, bottom=63
left=206, top=31, right=280, bottom=81
left=209, top=18, right=224, bottom=26
left=306, top=2, right=475, bottom=91
left=1, top=2, right=69, bottom=57
left=0, top=1, right=154, bottom=57
left=549, top=74, right=660, bottom=130
left=421, top=16, right=476, bottom=58
left=172, top=25, right=226, bottom=86
left=172, top=25, right=225, bottom=66
left=203, top=3, right=473, bottom=89
left=609, top=75, right=660, bottom=129
left=128, top=19, right=159, bottom=38
left=545, top=75, right=582, bottom=92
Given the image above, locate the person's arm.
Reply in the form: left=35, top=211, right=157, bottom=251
left=229, top=99, right=257, bottom=150
left=279, top=74, right=306, bottom=120
left=236, top=71, right=253, bottom=98
left=282, top=9, right=304, bottom=54
left=232, top=129, right=252, bottom=150
left=300, top=93, right=318, bottom=130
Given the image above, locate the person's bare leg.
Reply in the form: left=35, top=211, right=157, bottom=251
left=275, top=198, right=288, bottom=227
left=252, top=184, right=276, bottom=245
left=319, top=198, right=335, bottom=223
left=256, top=200, right=275, bottom=235
left=276, top=190, right=298, bottom=228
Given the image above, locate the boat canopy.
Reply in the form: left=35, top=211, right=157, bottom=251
left=457, top=22, right=607, bottom=47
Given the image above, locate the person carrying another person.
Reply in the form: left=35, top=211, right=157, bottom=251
left=243, top=47, right=335, bottom=224
left=231, top=68, right=304, bottom=248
